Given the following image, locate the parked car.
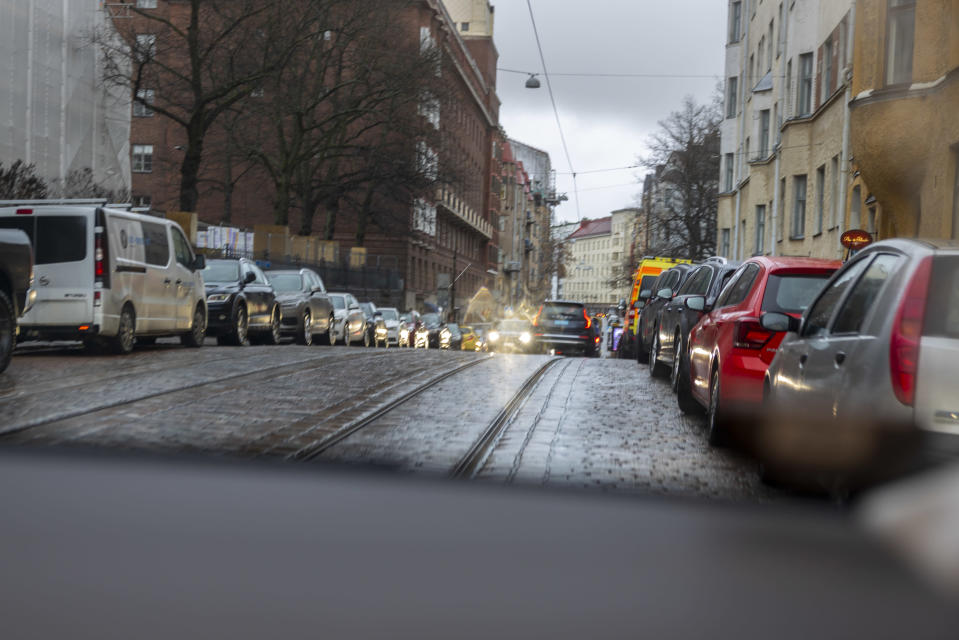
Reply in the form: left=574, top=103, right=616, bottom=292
left=759, top=239, right=959, bottom=488
left=635, top=263, right=695, bottom=364
left=375, top=307, right=401, bottom=346
left=459, top=325, right=480, bottom=351
left=0, top=203, right=207, bottom=354
left=621, top=257, right=692, bottom=358
left=358, top=302, right=378, bottom=348
left=328, top=293, right=366, bottom=346
left=531, top=300, right=598, bottom=357
left=439, top=323, right=463, bottom=350
left=651, top=259, right=741, bottom=395
left=398, top=311, right=419, bottom=348
left=414, top=312, right=442, bottom=349
left=681, top=256, right=841, bottom=446
left=489, top=318, right=535, bottom=353
left=204, top=258, right=280, bottom=346
left=0, top=228, right=35, bottom=373
left=266, top=268, right=334, bottom=346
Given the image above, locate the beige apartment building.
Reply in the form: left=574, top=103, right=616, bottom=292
left=718, top=0, right=862, bottom=261
left=563, top=208, right=639, bottom=308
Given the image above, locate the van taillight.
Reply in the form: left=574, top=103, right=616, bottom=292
left=95, top=234, right=104, bottom=279
left=734, top=318, right=773, bottom=349
left=94, top=291, right=101, bottom=308
left=15, top=208, right=32, bottom=215
left=890, top=257, right=932, bottom=406
left=583, top=308, right=591, bottom=329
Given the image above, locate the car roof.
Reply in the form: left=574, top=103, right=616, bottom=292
left=265, top=269, right=303, bottom=275
left=861, top=238, right=959, bottom=255
left=744, top=255, right=843, bottom=272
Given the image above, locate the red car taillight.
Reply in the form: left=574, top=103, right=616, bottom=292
left=533, top=306, right=543, bottom=327
left=583, top=308, right=591, bottom=329
left=94, top=233, right=104, bottom=279
left=733, top=318, right=773, bottom=350
left=890, top=256, right=932, bottom=406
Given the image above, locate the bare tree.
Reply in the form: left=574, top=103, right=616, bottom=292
left=52, top=168, right=131, bottom=203
left=641, top=95, right=721, bottom=260
left=98, top=0, right=306, bottom=212
left=0, top=161, right=48, bottom=200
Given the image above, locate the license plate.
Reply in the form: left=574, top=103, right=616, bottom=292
left=556, top=320, right=569, bottom=326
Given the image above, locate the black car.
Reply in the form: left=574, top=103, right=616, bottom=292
left=531, top=300, right=597, bottom=357
left=650, top=259, right=740, bottom=399
left=414, top=312, right=442, bottom=348
left=0, top=229, right=34, bottom=373
left=439, top=323, right=463, bottom=349
left=203, top=258, right=281, bottom=346
left=266, top=268, right=335, bottom=346
left=635, top=263, right=695, bottom=364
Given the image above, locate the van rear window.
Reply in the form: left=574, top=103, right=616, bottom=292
left=37, top=217, right=87, bottom=264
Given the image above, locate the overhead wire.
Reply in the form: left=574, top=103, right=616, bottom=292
left=524, top=0, right=580, bottom=218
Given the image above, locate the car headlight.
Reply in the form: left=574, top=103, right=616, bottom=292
left=488, top=331, right=499, bottom=342
left=400, top=328, right=409, bottom=338
left=519, top=332, right=532, bottom=344
left=207, top=293, right=231, bottom=303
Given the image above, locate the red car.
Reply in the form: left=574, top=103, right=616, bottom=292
left=680, top=256, right=841, bottom=446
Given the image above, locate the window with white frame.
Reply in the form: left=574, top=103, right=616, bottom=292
left=415, top=141, right=438, bottom=181
left=135, top=34, right=156, bottom=62
left=132, top=144, right=153, bottom=173
left=413, top=198, right=436, bottom=236
left=798, top=53, right=814, bottom=115
left=886, top=0, right=916, bottom=86
left=133, top=89, right=154, bottom=117
left=729, top=2, right=742, bottom=43
left=136, top=0, right=157, bottom=8
left=792, top=175, right=807, bottom=238
left=720, top=228, right=730, bottom=257
left=755, top=205, right=766, bottom=254
left=418, top=92, right=440, bottom=129
left=779, top=178, right=786, bottom=242
left=822, top=36, right=834, bottom=99
left=726, top=76, right=738, bottom=118
left=816, top=165, right=826, bottom=234
left=759, top=109, right=770, bottom=159
left=724, top=153, right=735, bottom=191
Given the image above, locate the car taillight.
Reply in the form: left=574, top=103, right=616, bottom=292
left=583, top=308, right=591, bottom=329
left=890, top=256, right=932, bottom=406
left=533, top=306, right=543, bottom=327
left=734, top=318, right=773, bottom=350
left=94, top=233, right=104, bottom=279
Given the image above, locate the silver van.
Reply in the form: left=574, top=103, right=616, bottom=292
left=0, top=202, right=207, bottom=354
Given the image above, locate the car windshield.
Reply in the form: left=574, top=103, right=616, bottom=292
left=762, top=273, right=834, bottom=314
left=498, top=320, right=530, bottom=332
left=269, top=274, right=303, bottom=293
left=421, top=313, right=440, bottom=327
left=203, top=261, right=239, bottom=283
left=541, top=304, right=583, bottom=321
left=359, top=303, right=374, bottom=316
left=330, top=296, right=346, bottom=310
left=379, top=309, right=399, bottom=321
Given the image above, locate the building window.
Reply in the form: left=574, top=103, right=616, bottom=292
left=816, top=165, right=826, bottom=234
left=767, top=20, right=774, bottom=71
left=792, top=175, right=807, bottom=238
left=133, top=89, right=154, bottom=117
left=778, top=3, right=786, bottom=56
left=726, top=76, right=738, bottom=118
left=755, top=205, right=766, bottom=254
left=823, top=36, right=834, bottom=99
left=886, top=0, right=916, bottom=86
left=132, top=144, right=153, bottom=173
left=831, top=156, right=841, bottom=229
left=132, top=195, right=152, bottom=208
left=724, top=153, right=735, bottom=191
left=779, top=178, right=786, bottom=242
left=720, top=228, right=730, bottom=257
left=757, top=37, right=765, bottom=78
left=729, top=2, right=742, bottom=42
left=748, top=54, right=754, bottom=89
left=785, top=59, right=793, bottom=117
left=461, top=22, right=469, bottom=32
left=759, top=109, right=770, bottom=159
left=135, top=34, right=156, bottom=62
left=798, top=52, right=814, bottom=115
left=136, top=0, right=157, bottom=8
left=852, top=185, right=862, bottom=228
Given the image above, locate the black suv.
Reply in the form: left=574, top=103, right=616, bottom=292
left=532, top=300, right=598, bottom=357
left=203, top=258, right=281, bottom=346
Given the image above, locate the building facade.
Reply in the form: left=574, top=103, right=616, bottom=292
left=848, top=0, right=959, bottom=240
left=1, top=0, right=131, bottom=193
left=563, top=208, right=640, bottom=309
left=717, top=0, right=858, bottom=262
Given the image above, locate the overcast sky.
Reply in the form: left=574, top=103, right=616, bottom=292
left=491, top=0, right=727, bottom=224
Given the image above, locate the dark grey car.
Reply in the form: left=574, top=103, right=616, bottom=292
left=761, top=238, right=959, bottom=489
left=267, top=268, right=335, bottom=346
left=636, top=263, right=695, bottom=364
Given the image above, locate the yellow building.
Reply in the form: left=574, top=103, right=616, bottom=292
left=849, top=0, right=959, bottom=240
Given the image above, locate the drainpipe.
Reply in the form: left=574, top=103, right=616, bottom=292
left=839, top=2, right=856, bottom=257
left=732, top=0, right=752, bottom=261
left=771, top=153, right=780, bottom=256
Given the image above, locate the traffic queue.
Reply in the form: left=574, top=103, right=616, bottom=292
left=620, top=232, right=959, bottom=493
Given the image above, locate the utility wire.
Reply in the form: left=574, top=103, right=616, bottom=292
left=524, top=0, right=580, bottom=218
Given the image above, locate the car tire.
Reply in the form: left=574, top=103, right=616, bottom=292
left=343, top=325, right=351, bottom=347
left=228, top=304, right=249, bottom=346
left=325, top=317, right=336, bottom=346
left=261, top=307, right=282, bottom=346
left=673, top=335, right=700, bottom=414
left=296, top=311, right=312, bottom=346
left=181, top=304, right=206, bottom=348
left=111, top=305, right=136, bottom=355
left=363, top=327, right=371, bottom=348
left=707, top=368, right=727, bottom=446
left=0, top=290, right=15, bottom=374
left=649, top=331, right=668, bottom=378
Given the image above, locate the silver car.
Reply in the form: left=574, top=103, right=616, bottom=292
left=328, top=292, right=366, bottom=346
left=760, top=238, right=959, bottom=488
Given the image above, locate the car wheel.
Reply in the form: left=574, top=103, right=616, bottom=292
left=363, top=327, right=371, bottom=348
left=112, top=305, right=136, bottom=355
left=296, top=311, right=312, bottom=346
left=326, top=317, right=336, bottom=346
left=674, top=336, right=701, bottom=415
left=0, top=290, right=15, bottom=374
left=230, top=305, right=249, bottom=346
left=707, top=368, right=727, bottom=446
left=262, top=307, right=282, bottom=346
left=343, top=325, right=351, bottom=347
left=649, top=331, right=668, bottom=378
left=181, top=304, right=206, bottom=348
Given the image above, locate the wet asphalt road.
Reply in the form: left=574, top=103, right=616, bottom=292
left=0, top=339, right=775, bottom=502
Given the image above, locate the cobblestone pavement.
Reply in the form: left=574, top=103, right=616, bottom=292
left=1, top=342, right=777, bottom=502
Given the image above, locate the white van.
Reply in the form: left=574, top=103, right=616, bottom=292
left=0, top=201, right=207, bottom=354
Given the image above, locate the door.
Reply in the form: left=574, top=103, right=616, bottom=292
left=246, top=263, right=273, bottom=328
left=140, top=219, right=176, bottom=332
left=170, top=226, right=199, bottom=331
left=306, top=271, right=331, bottom=333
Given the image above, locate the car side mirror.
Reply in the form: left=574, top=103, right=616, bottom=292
left=685, top=296, right=707, bottom=312
left=760, top=312, right=801, bottom=333
left=191, top=254, right=206, bottom=271
left=657, top=288, right=672, bottom=299
left=639, top=289, right=652, bottom=301
left=243, top=271, right=256, bottom=285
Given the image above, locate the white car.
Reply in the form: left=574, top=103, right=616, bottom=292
left=376, top=307, right=401, bottom=346
left=0, top=202, right=207, bottom=354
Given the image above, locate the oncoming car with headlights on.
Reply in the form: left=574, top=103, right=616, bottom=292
left=487, top=318, right=534, bottom=353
